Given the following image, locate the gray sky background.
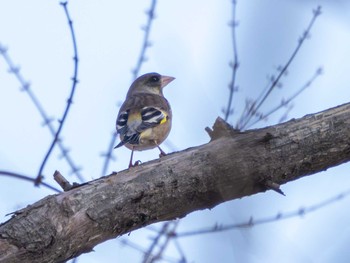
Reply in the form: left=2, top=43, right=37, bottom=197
left=1, top=1, right=350, bottom=262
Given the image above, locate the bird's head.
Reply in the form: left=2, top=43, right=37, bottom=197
left=127, top=72, right=175, bottom=96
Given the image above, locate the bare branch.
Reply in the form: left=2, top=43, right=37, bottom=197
left=246, top=67, right=323, bottom=129
left=36, top=1, right=80, bottom=184
left=172, top=237, right=187, bottom=263
left=1, top=102, right=350, bottom=262
left=223, top=0, right=240, bottom=121
left=0, top=43, right=83, bottom=182
left=131, top=0, right=158, bottom=80
left=119, top=237, right=180, bottom=263
left=142, top=222, right=170, bottom=263
left=150, top=221, right=179, bottom=263
left=100, top=131, right=118, bottom=177
left=175, top=186, right=350, bottom=237
left=237, top=6, right=322, bottom=129
left=0, top=171, right=61, bottom=193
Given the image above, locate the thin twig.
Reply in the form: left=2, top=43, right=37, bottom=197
left=100, top=131, right=118, bottom=176
left=172, top=238, right=187, bottom=263
left=151, top=221, right=180, bottom=263
left=131, top=0, right=157, bottom=80
left=119, top=238, right=179, bottom=263
left=143, top=222, right=170, bottom=263
left=120, top=238, right=151, bottom=255
left=246, top=67, right=323, bottom=129
left=224, top=0, right=239, bottom=121
left=237, top=6, right=322, bottom=130
left=36, top=1, right=80, bottom=185
left=0, top=171, right=61, bottom=193
left=0, top=43, right=83, bottom=181
left=176, top=186, right=350, bottom=237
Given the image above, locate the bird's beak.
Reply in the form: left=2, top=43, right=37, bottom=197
left=160, top=75, right=175, bottom=88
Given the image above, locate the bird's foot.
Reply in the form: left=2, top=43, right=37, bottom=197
left=129, top=160, right=142, bottom=168
left=159, top=152, right=167, bottom=158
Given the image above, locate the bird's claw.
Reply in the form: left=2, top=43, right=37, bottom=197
left=129, top=160, right=142, bottom=168
left=159, top=152, right=167, bottom=158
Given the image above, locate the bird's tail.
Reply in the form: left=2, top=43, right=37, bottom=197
left=114, top=133, right=140, bottom=149
left=114, top=140, right=126, bottom=149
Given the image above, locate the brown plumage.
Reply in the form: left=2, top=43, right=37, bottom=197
left=115, top=72, right=175, bottom=167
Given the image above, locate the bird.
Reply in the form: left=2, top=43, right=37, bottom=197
left=115, top=72, right=175, bottom=168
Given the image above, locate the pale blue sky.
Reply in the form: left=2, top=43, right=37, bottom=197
left=1, top=1, right=350, bottom=262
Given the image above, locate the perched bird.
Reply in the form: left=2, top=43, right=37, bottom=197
left=115, top=72, right=175, bottom=167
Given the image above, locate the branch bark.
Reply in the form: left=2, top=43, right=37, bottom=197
left=1, top=102, right=350, bottom=262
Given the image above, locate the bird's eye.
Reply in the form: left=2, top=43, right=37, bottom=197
left=150, top=76, right=160, bottom=82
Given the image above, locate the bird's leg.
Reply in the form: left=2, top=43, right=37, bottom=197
left=153, top=140, right=167, bottom=157
left=128, top=147, right=135, bottom=168
left=157, top=145, right=167, bottom=157
left=128, top=147, right=142, bottom=167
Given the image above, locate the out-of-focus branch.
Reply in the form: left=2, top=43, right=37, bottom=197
left=223, top=0, right=239, bottom=121
left=0, top=44, right=83, bottom=182
left=142, top=222, right=170, bottom=263
left=100, top=131, right=118, bottom=176
left=131, top=0, right=157, bottom=80
left=119, top=238, right=180, bottom=263
left=0, top=171, right=61, bottom=193
left=246, top=67, right=323, bottom=129
left=236, top=6, right=322, bottom=130
left=175, top=187, right=350, bottom=237
left=142, top=221, right=180, bottom=263
left=36, top=1, right=80, bottom=184
left=149, top=221, right=179, bottom=263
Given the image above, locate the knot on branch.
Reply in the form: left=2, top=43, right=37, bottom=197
left=53, top=170, right=81, bottom=191
left=205, top=117, right=241, bottom=141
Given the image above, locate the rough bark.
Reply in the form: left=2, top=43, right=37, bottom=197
left=1, top=102, right=350, bottom=263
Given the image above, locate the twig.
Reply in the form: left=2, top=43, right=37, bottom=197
left=0, top=44, right=83, bottom=181
left=237, top=6, right=322, bottom=130
left=119, top=238, right=179, bottom=263
left=223, top=0, right=239, bottom=121
left=172, top=238, right=187, bottom=263
left=151, top=221, right=180, bottom=263
left=120, top=238, right=150, bottom=254
left=100, top=131, right=118, bottom=176
left=246, top=67, right=323, bottom=129
left=36, top=1, right=80, bottom=185
left=175, top=185, right=350, bottom=237
left=131, top=0, right=157, bottom=80
left=142, top=222, right=170, bottom=263
left=0, top=170, right=61, bottom=193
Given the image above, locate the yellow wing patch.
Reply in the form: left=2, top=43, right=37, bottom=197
left=160, top=111, right=168, bottom=124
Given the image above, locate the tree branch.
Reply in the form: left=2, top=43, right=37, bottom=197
left=1, top=102, right=350, bottom=262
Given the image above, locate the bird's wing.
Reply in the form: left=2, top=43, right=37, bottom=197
left=138, top=106, right=168, bottom=131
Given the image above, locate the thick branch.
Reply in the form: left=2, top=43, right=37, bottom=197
left=1, top=102, right=350, bottom=262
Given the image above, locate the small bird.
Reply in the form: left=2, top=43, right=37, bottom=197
left=115, top=72, right=175, bottom=167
